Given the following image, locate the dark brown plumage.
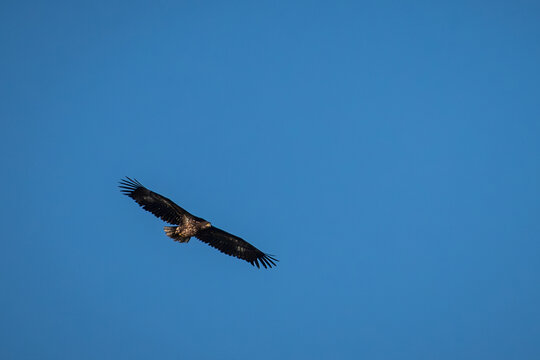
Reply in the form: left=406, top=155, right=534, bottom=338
left=119, top=177, right=277, bottom=269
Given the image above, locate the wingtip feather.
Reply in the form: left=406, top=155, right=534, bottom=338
left=119, top=177, right=145, bottom=194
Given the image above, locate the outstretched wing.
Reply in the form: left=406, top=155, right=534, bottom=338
left=119, top=177, right=191, bottom=225
left=195, top=226, right=278, bottom=268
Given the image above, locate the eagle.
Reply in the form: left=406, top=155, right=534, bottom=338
left=119, top=177, right=277, bottom=268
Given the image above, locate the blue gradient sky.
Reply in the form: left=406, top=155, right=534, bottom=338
left=2, top=1, right=540, bottom=359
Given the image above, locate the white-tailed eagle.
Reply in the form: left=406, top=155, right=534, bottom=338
left=119, top=177, right=277, bottom=269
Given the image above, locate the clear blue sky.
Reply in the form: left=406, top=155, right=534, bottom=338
left=2, top=1, right=540, bottom=359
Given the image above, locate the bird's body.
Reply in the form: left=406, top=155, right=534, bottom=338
left=119, top=177, right=277, bottom=268
left=163, top=217, right=210, bottom=243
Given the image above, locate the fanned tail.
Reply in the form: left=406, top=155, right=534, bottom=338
left=164, top=226, right=190, bottom=243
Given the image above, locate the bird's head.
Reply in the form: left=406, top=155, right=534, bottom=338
left=203, top=221, right=212, bottom=229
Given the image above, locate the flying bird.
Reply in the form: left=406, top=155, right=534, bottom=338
left=119, top=177, right=277, bottom=268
